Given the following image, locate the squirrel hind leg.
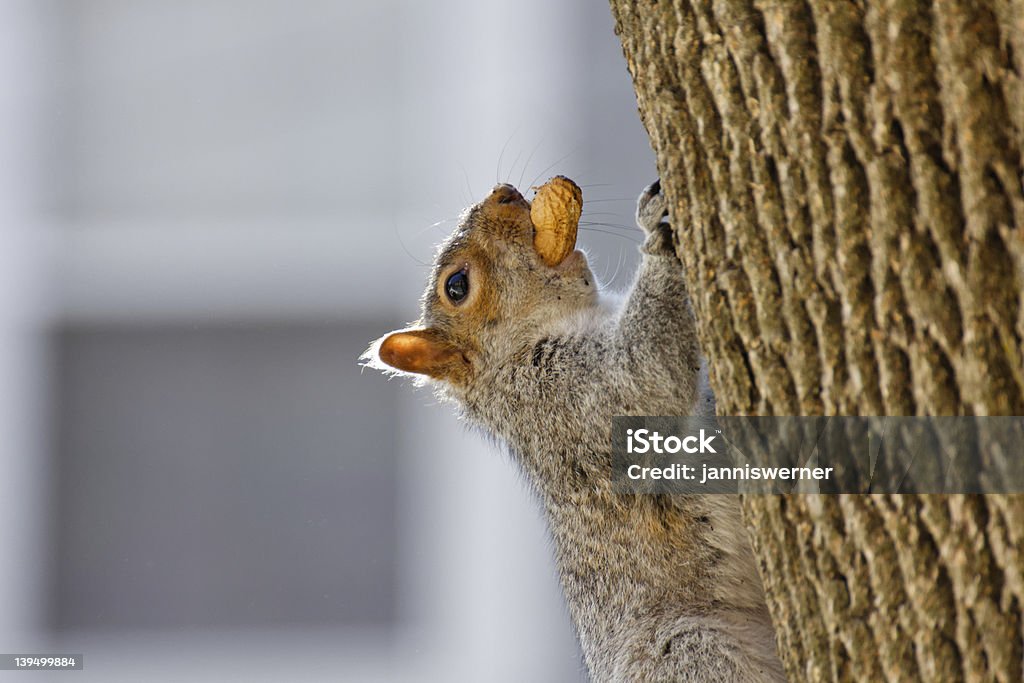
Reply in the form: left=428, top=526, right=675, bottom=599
left=619, top=620, right=785, bottom=683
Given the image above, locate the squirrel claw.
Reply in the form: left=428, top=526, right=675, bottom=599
left=636, top=179, right=676, bottom=257
left=636, top=180, right=670, bottom=233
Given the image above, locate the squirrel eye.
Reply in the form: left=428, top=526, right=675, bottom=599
left=445, top=270, right=469, bottom=303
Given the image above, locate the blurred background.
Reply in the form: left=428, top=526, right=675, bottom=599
left=0, top=1, right=655, bottom=680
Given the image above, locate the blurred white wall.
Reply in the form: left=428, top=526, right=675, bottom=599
left=0, top=1, right=655, bottom=681
left=0, top=0, right=52, bottom=650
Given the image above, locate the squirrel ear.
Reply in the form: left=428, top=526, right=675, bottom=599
left=374, top=328, right=465, bottom=380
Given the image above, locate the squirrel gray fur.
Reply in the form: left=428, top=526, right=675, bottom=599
left=365, top=179, right=785, bottom=682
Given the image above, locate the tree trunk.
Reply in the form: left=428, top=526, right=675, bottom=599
left=609, top=1, right=1024, bottom=680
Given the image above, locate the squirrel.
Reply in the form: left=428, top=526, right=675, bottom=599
left=364, top=178, right=785, bottom=682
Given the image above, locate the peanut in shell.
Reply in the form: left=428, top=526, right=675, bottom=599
left=530, top=176, right=582, bottom=267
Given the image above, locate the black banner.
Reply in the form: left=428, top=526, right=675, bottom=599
left=611, top=416, right=1024, bottom=494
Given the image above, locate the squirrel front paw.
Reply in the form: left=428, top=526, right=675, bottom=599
left=636, top=179, right=676, bottom=257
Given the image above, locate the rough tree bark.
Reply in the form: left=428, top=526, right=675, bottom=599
left=610, top=1, right=1024, bottom=680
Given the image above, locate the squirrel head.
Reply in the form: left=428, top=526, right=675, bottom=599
left=365, top=178, right=596, bottom=389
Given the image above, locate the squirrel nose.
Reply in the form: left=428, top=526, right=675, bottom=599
left=490, top=184, right=524, bottom=205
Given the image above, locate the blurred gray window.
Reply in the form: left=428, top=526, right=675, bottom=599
left=51, top=323, right=398, bottom=630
